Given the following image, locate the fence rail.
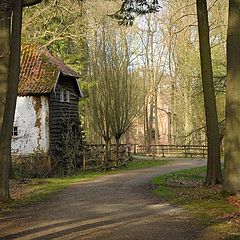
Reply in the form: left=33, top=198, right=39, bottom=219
left=79, top=144, right=133, bottom=172
left=133, top=144, right=208, bottom=157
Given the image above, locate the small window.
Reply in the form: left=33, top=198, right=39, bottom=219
left=60, top=89, right=71, bottom=103
left=13, top=126, right=18, bottom=137
left=60, top=90, right=64, bottom=102
left=65, top=90, right=70, bottom=103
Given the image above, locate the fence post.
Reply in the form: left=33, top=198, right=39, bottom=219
left=152, top=145, right=156, bottom=161
left=133, top=144, right=136, bottom=154
left=127, top=144, right=131, bottom=158
left=204, top=146, right=207, bottom=157
left=161, top=146, right=165, bottom=157
left=184, top=146, right=188, bottom=158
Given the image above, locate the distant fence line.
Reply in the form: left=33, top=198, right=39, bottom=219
left=132, top=144, right=208, bottom=158
left=73, top=144, right=208, bottom=172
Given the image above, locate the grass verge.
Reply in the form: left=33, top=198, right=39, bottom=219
left=1, top=157, right=169, bottom=213
left=152, top=167, right=240, bottom=239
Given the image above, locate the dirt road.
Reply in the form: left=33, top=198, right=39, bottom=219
left=0, top=159, right=221, bottom=240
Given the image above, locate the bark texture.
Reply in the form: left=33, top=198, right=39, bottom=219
left=4, top=0, right=23, bottom=180
left=224, top=0, right=240, bottom=194
left=0, top=0, right=11, bottom=137
left=196, top=0, right=222, bottom=185
left=0, top=0, right=12, bottom=201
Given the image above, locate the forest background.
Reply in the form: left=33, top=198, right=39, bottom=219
left=21, top=0, right=227, bottom=148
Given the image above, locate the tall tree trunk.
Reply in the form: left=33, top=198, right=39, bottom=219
left=196, top=0, right=222, bottom=185
left=104, top=137, right=110, bottom=170
left=224, top=0, right=240, bottom=194
left=168, top=20, right=176, bottom=145
left=0, top=0, right=11, bottom=137
left=115, top=137, right=120, bottom=167
left=144, top=104, right=150, bottom=153
left=170, top=81, right=175, bottom=144
left=0, top=0, right=12, bottom=202
left=154, top=87, right=159, bottom=145
left=5, top=0, right=23, bottom=179
left=143, top=97, right=148, bottom=148
left=125, top=129, right=130, bottom=145
left=167, top=112, right=171, bottom=144
left=148, top=100, right=154, bottom=153
left=149, top=24, right=159, bottom=146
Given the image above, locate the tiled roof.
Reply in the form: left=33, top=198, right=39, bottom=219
left=18, top=44, right=80, bottom=96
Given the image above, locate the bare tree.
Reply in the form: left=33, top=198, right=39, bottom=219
left=86, top=15, right=144, bottom=164
left=87, top=24, right=113, bottom=166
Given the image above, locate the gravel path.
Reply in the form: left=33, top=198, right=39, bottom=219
left=0, top=159, right=221, bottom=240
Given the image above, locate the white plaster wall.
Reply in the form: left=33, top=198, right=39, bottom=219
left=11, top=96, right=50, bottom=155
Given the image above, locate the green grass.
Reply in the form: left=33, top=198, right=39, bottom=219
left=1, top=157, right=169, bottom=213
left=2, top=172, right=105, bottom=212
left=224, top=236, right=240, bottom=240
left=120, top=158, right=169, bottom=170
left=152, top=167, right=240, bottom=239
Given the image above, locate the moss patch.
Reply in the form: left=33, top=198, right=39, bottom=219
left=152, top=167, right=240, bottom=239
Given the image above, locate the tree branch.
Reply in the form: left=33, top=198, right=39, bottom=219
left=23, top=0, right=43, bottom=7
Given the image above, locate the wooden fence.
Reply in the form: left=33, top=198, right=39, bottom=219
left=13, top=144, right=208, bottom=177
left=80, top=144, right=133, bottom=172
left=13, top=144, right=133, bottom=177
left=80, top=144, right=207, bottom=172
left=132, top=144, right=208, bottom=158
left=79, top=144, right=207, bottom=172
